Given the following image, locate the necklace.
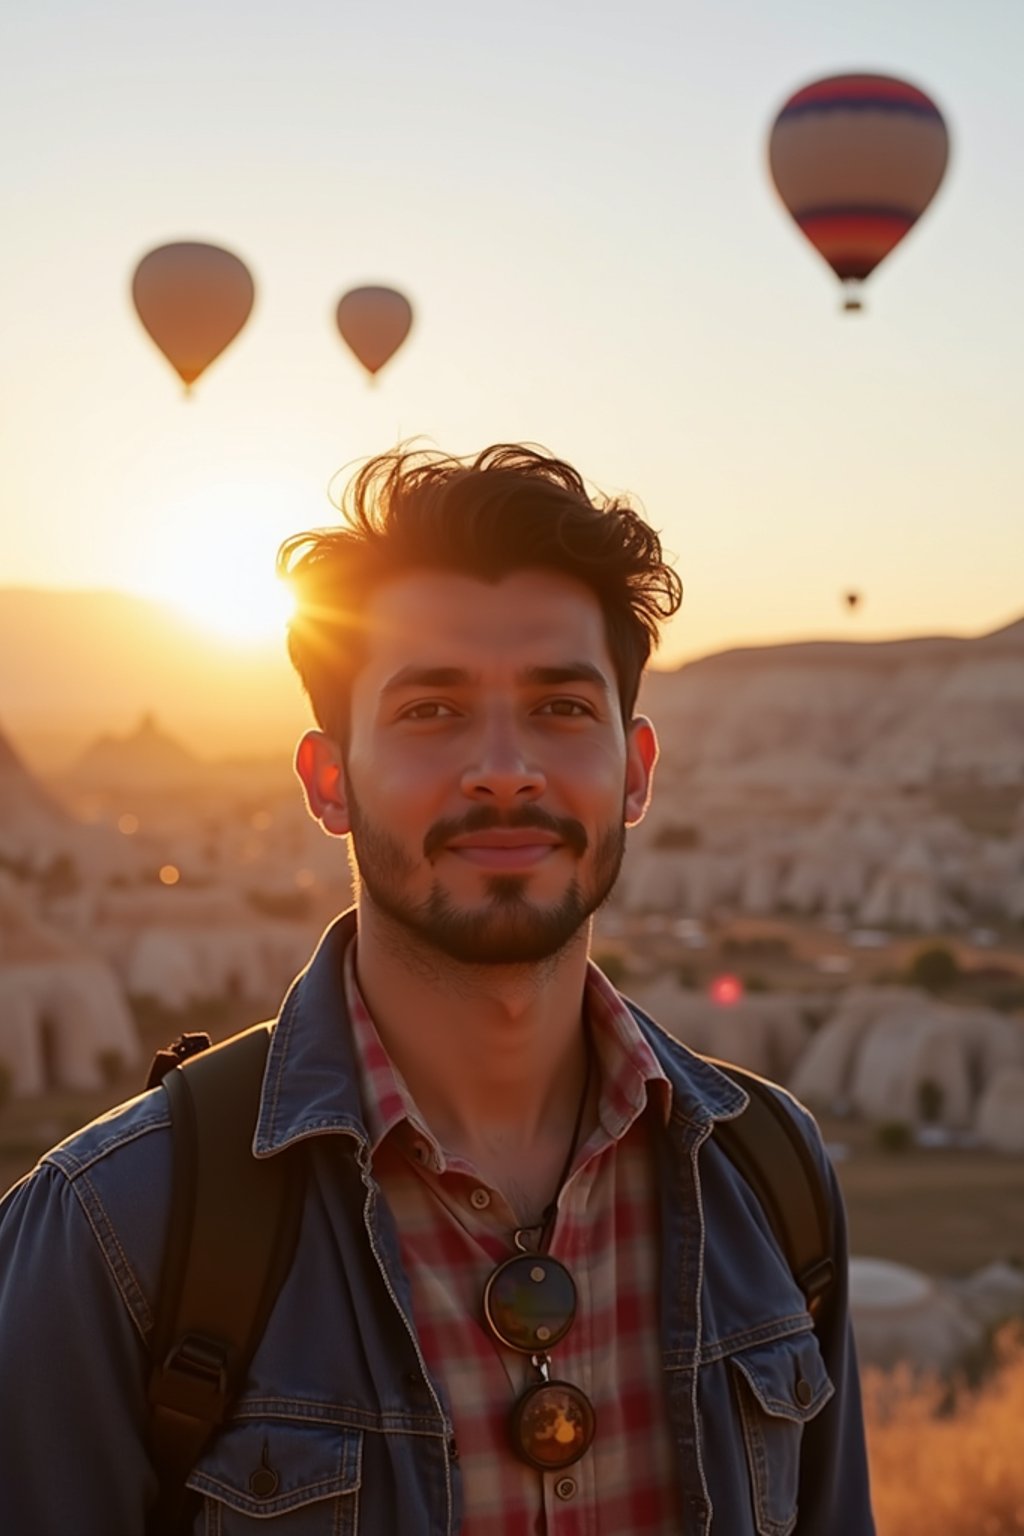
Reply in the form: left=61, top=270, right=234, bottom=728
left=512, top=1028, right=594, bottom=1255
left=481, top=1029, right=599, bottom=1470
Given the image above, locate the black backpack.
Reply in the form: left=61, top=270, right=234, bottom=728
left=145, top=1017, right=835, bottom=1527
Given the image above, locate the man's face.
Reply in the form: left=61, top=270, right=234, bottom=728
left=298, top=568, right=657, bottom=964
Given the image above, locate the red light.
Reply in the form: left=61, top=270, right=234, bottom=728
left=710, top=974, right=744, bottom=1007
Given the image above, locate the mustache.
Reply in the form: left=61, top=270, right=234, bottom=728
left=423, top=805, right=589, bottom=860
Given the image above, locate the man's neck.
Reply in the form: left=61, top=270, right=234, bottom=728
left=351, top=901, right=594, bottom=1159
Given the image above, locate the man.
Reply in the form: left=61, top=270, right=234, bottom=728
left=0, top=444, right=875, bottom=1533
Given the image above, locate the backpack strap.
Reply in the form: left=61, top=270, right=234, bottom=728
left=624, top=997, right=835, bottom=1318
left=147, top=1023, right=304, bottom=1531
left=705, top=1057, right=836, bottom=1316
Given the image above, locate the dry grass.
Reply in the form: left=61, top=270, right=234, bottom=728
left=865, top=1326, right=1024, bottom=1535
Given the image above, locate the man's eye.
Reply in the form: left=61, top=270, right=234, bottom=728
left=400, top=701, right=456, bottom=721
left=538, top=699, right=592, bottom=718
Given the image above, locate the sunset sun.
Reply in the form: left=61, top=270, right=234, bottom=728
left=167, top=559, right=295, bottom=645
left=131, top=479, right=303, bottom=645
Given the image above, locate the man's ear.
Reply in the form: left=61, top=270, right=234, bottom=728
left=294, top=731, right=351, bottom=837
left=624, top=715, right=658, bottom=828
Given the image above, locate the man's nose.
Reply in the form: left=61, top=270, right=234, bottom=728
left=460, top=717, right=546, bottom=804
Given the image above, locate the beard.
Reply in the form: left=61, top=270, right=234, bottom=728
left=345, top=793, right=627, bottom=965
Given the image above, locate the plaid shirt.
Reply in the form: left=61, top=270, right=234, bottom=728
left=344, top=943, right=680, bottom=1535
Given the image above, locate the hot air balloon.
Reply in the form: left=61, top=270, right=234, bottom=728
left=335, top=286, right=413, bottom=379
left=768, top=73, right=949, bottom=310
left=844, top=590, right=862, bottom=613
left=131, top=242, right=255, bottom=390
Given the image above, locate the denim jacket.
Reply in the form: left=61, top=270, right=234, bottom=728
left=0, top=911, right=874, bottom=1535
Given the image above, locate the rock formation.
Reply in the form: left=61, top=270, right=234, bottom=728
left=974, top=1067, right=1024, bottom=1154
left=789, top=989, right=1024, bottom=1143
left=849, top=1258, right=984, bottom=1376
left=0, top=875, right=139, bottom=1096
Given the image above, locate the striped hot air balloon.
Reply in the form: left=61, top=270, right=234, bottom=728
left=768, top=73, right=950, bottom=310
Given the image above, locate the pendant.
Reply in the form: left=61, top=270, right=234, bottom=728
left=482, top=1252, right=577, bottom=1353
left=509, top=1356, right=596, bottom=1470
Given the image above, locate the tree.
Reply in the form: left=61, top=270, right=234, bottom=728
left=876, top=1120, right=913, bottom=1154
left=908, top=944, right=960, bottom=994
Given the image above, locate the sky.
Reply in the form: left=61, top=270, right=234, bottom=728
left=2, top=0, right=1022, bottom=671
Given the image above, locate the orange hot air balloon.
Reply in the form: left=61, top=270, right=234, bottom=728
left=131, top=242, right=255, bottom=389
left=335, top=286, right=413, bottom=378
left=768, top=73, right=949, bottom=310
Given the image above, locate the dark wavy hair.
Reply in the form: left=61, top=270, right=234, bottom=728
left=277, top=443, right=682, bottom=742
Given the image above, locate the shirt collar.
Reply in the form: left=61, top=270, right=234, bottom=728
left=343, top=939, right=442, bottom=1165
left=254, top=908, right=747, bottom=1158
left=342, top=939, right=676, bottom=1167
left=581, top=959, right=674, bottom=1136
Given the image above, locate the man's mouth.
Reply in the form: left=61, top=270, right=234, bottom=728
left=444, top=828, right=563, bottom=869
left=423, top=810, right=588, bottom=862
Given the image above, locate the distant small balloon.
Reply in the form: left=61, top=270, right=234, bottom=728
left=768, top=73, right=950, bottom=310
left=844, top=590, right=862, bottom=612
left=335, top=286, right=413, bottom=378
left=131, top=242, right=255, bottom=390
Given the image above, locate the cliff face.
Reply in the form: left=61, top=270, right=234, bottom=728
left=625, top=621, right=1024, bottom=929
left=640, top=618, right=1024, bottom=791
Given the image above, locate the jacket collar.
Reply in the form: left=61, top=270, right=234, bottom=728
left=254, top=908, right=747, bottom=1157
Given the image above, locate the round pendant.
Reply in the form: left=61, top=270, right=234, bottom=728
left=510, top=1378, right=596, bottom=1470
left=482, top=1253, right=577, bottom=1353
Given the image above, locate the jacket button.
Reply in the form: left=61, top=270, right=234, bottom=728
left=794, top=1376, right=813, bottom=1407
left=249, top=1442, right=279, bottom=1497
left=249, top=1467, right=279, bottom=1498
left=555, top=1477, right=577, bottom=1500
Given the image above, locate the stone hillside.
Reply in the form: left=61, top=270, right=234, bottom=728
left=640, top=616, right=1024, bottom=791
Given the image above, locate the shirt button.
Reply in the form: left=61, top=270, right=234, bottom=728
left=470, top=1187, right=491, bottom=1210
left=794, top=1376, right=813, bottom=1407
left=554, top=1476, right=577, bottom=1501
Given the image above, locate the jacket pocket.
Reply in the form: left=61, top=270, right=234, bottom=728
left=729, top=1330, right=834, bottom=1536
left=186, top=1418, right=362, bottom=1534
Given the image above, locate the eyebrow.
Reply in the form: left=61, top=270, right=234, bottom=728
left=380, top=662, right=612, bottom=696
left=521, top=664, right=611, bottom=693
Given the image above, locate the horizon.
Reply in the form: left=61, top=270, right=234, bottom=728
left=2, top=584, right=1021, bottom=773
left=3, top=577, right=1022, bottom=673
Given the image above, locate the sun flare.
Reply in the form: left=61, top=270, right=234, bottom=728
left=167, top=563, right=296, bottom=645
left=131, top=479, right=306, bottom=646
